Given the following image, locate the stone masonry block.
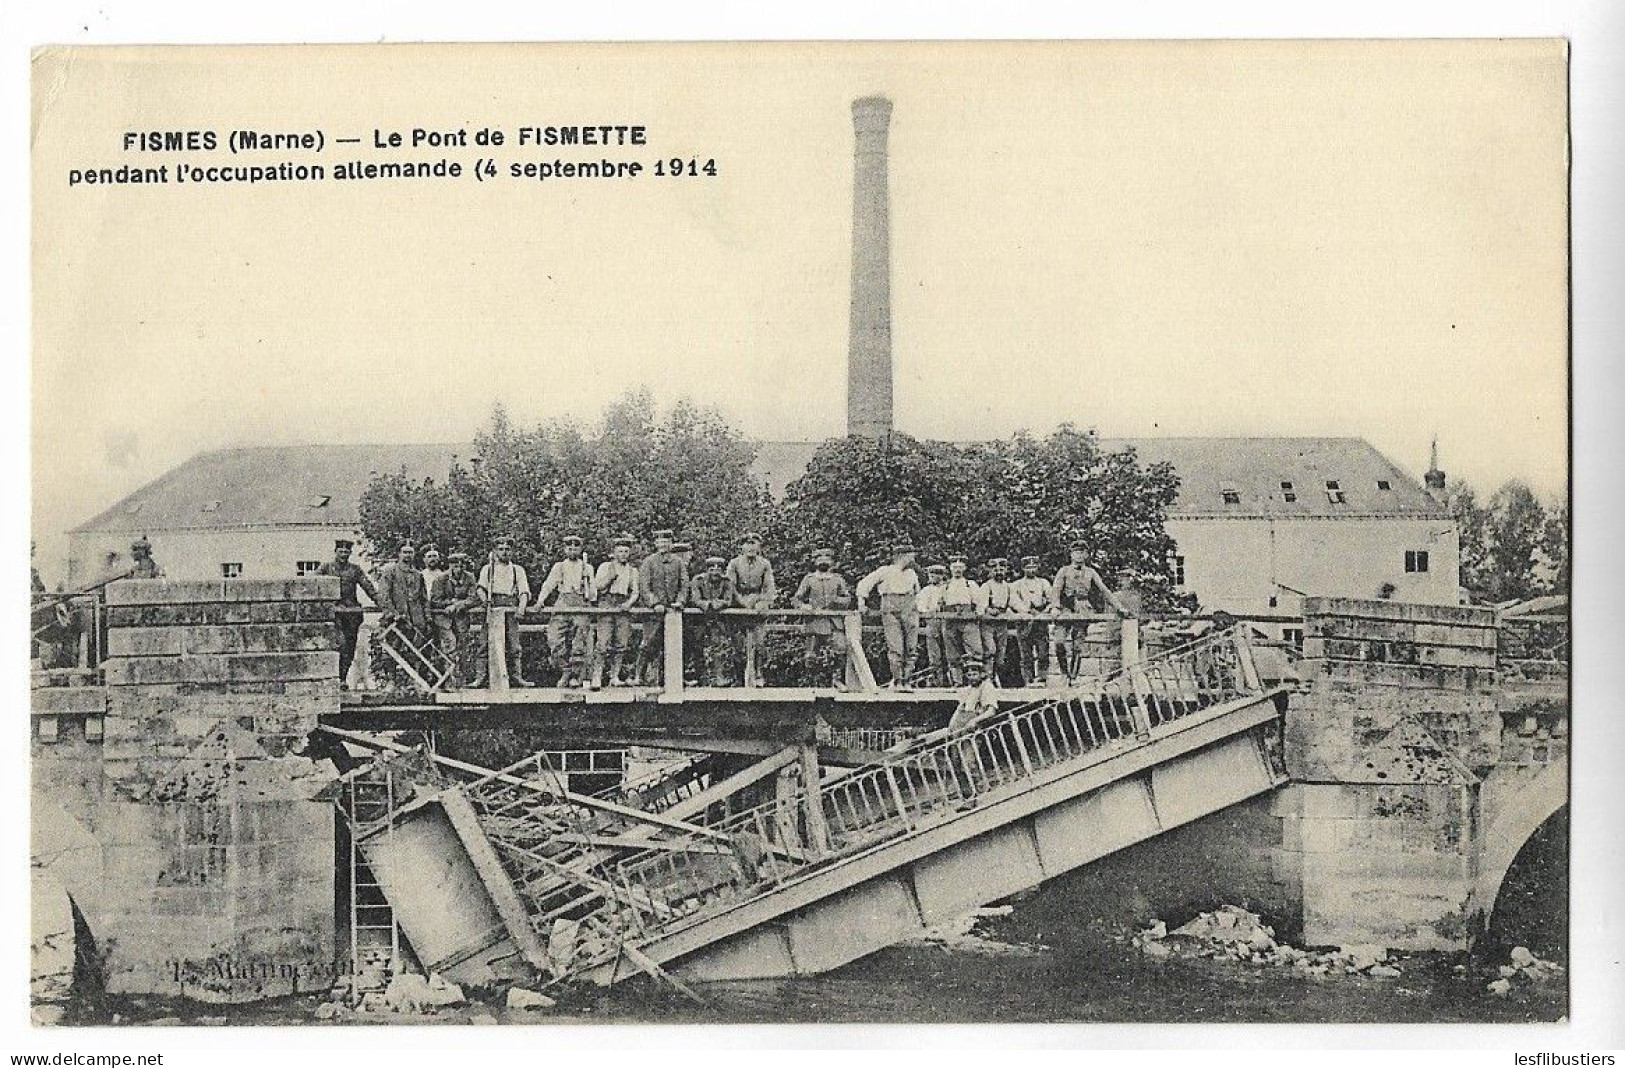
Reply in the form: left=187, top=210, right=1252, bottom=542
left=105, top=578, right=338, bottom=607
left=103, top=652, right=338, bottom=687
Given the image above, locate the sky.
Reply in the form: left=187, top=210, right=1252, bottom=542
left=31, top=40, right=1569, bottom=578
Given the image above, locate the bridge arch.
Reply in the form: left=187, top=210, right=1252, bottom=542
left=1469, top=759, right=1567, bottom=929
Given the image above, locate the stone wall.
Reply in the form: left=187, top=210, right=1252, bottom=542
left=39, top=578, right=342, bottom=1002
left=1280, top=597, right=1499, bottom=950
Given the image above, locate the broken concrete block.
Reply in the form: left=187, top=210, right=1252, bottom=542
left=1487, top=978, right=1513, bottom=996
left=426, top=974, right=466, bottom=1007
left=313, top=1002, right=339, bottom=1020
left=385, top=972, right=432, bottom=1013
left=1510, top=946, right=1537, bottom=968
left=470, top=1012, right=499, bottom=1025
left=506, top=987, right=557, bottom=1011
left=1369, top=964, right=1402, bottom=978
left=1342, top=943, right=1387, bottom=971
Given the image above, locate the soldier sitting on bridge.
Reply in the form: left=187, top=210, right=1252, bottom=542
left=129, top=535, right=164, bottom=579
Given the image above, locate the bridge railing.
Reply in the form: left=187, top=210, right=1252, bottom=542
left=579, top=625, right=1267, bottom=962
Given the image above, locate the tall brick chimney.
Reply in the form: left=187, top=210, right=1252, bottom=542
left=848, top=95, right=894, bottom=438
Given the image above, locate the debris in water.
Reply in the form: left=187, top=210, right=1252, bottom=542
left=506, top=987, right=557, bottom=1011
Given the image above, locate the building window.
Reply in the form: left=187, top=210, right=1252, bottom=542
left=1376, top=479, right=1392, bottom=491
left=1219, top=482, right=1242, bottom=506
left=296, top=560, right=324, bottom=577
left=1283, top=627, right=1304, bottom=650
left=221, top=562, right=244, bottom=579
left=1325, top=480, right=1346, bottom=505
left=1405, top=550, right=1430, bottom=573
left=1169, top=553, right=1186, bottom=586
left=1280, top=480, right=1297, bottom=503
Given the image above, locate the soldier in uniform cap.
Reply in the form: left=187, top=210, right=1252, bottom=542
left=319, top=538, right=379, bottom=688
left=534, top=534, right=595, bottom=687
left=377, top=541, right=431, bottom=668
left=591, top=536, right=641, bottom=688
left=688, top=555, right=734, bottom=686
left=442, top=551, right=484, bottom=687
left=129, top=535, right=164, bottom=579
left=1012, top=555, right=1056, bottom=686
left=1051, top=541, right=1127, bottom=682
left=636, top=529, right=690, bottom=685
left=938, top=554, right=988, bottom=685
left=726, top=532, right=776, bottom=688
left=980, top=557, right=1019, bottom=686
left=914, top=563, right=950, bottom=686
left=791, top=547, right=856, bottom=689
left=856, top=543, right=921, bottom=689
left=478, top=536, right=534, bottom=686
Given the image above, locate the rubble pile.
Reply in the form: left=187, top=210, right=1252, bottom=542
left=912, top=905, right=1038, bottom=957
left=1129, top=905, right=1405, bottom=979
left=314, top=969, right=469, bottom=1019
left=1485, top=946, right=1564, bottom=997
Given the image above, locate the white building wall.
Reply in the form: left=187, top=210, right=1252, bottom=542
left=66, top=526, right=371, bottom=587
left=1168, top=516, right=1460, bottom=615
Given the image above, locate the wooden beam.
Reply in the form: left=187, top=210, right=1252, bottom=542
left=799, top=745, right=832, bottom=855
left=316, top=725, right=732, bottom=842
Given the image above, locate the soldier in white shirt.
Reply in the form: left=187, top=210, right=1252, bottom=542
left=534, top=534, right=596, bottom=688
left=914, top=563, right=949, bottom=686
left=1012, top=555, right=1056, bottom=686
left=855, top=543, right=921, bottom=689
left=938, top=554, right=987, bottom=685
left=478, top=536, right=534, bottom=687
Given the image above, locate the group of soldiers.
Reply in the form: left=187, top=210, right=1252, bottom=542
left=322, top=531, right=1136, bottom=693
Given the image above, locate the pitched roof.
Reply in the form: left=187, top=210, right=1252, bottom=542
left=1096, top=436, right=1447, bottom=518
left=748, top=436, right=1447, bottom=518
left=70, top=444, right=466, bottom=534
left=70, top=435, right=1445, bottom=535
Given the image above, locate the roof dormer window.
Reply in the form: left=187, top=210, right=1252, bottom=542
left=1280, top=480, right=1297, bottom=503
left=1219, top=482, right=1242, bottom=506
left=1376, top=480, right=1392, bottom=491
left=200, top=500, right=221, bottom=513
left=1325, top=480, right=1347, bottom=505
left=308, top=495, right=331, bottom=508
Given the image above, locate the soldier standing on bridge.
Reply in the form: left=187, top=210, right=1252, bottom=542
left=479, top=536, right=534, bottom=687
left=914, top=563, right=949, bottom=686
left=689, top=555, right=733, bottom=687
left=791, top=547, right=856, bottom=689
left=856, top=543, right=920, bottom=690
left=636, top=529, right=690, bottom=686
left=420, top=548, right=459, bottom=689
left=1052, top=541, right=1126, bottom=682
left=129, top=535, right=164, bottom=579
left=319, top=539, right=378, bottom=689
left=591, top=536, right=640, bottom=689
left=443, top=551, right=484, bottom=687
left=535, top=534, right=595, bottom=688
left=981, top=558, right=1019, bottom=687
left=377, top=541, right=430, bottom=673
left=939, top=554, right=987, bottom=686
left=726, top=532, right=776, bottom=689
left=1012, top=555, right=1055, bottom=686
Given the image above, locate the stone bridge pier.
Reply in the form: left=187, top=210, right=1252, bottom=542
left=32, top=578, right=342, bottom=1002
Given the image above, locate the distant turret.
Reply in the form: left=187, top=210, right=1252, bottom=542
left=1424, top=437, right=1447, bottom=498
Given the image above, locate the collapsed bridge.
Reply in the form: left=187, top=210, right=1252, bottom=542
left=29, top=578, right=1566, bottom=1004
left=325, top=625, right=1287, bottom=987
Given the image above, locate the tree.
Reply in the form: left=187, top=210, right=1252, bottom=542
left=1447, top=476, right=1566, bottom=604
left=357, top=392, right=768, bottom=568
left=764, top=427, right=1190, bottom=612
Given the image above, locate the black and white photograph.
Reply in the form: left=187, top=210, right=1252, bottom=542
left=18, top=26, right=1613, bottom=1053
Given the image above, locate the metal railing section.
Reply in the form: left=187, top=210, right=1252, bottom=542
left=557, top=625, right=1267, bottom=974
